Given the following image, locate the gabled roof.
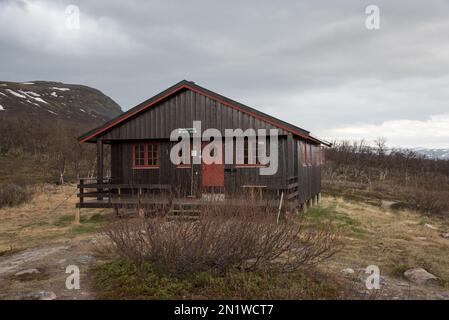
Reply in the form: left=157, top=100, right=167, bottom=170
left=78, top=80, right=330, bottom=146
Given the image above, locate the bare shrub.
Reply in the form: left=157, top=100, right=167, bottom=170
left=403, top=189, right=449, bottom=215
left=103, top=205, right=341, bottom=276
left=0, top=182, right=32, bottom=208
left=324, top=140, right=449, bottom=216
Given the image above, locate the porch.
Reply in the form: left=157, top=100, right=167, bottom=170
left=76, top=176, right=302, bottom=220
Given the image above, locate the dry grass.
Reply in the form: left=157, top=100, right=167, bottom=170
left=0, top=184, right=111, bottom=253
left=312, top=197, right=449, bottom=288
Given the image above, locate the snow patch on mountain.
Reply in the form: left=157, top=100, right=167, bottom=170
left=0, top=80, right=122, bottom=124
left=6, top=89, right=27, bottom=99
left=22, top=91, right=41, bottom=97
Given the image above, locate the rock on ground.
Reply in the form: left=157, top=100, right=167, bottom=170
left=404, top=268, right=438, bottom=285
left=14, top=268, right=40, bottom=276
left=24, top=291, right=57, bottom=300
left=0, top=245, right=70, bottom=276
left=341, top=268, right=355, bottom=274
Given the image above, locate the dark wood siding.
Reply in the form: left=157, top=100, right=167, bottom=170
left=106, top=87, right=323, bottom=205
left=296, top=138, right=322, bottom=204
left=111, top=137, right=290, bottom=196
left=101, top=89, right=288, bottom=141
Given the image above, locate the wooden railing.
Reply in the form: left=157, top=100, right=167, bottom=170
left=77, top=177, right=172, bottom=207
left=77, top=176, right=300, bottom=209
left=284, top=176, right=299, bottom=200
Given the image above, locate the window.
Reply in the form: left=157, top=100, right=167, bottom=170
left=147, top=143, right=159, bottom=166
left=308, top=144, right=313, bottom=166
left=301, top=142, right=308, bottom=166
left=133, top=142, right=159, bottom=168
left=176, top=142, right=193, bottom=168
left=134, top=144, right=145, bottom=166
left=243, top=138, right=253, bottom=164
left=237, top=137, right=267, bottom=166
left=320, top=147, right=325, bottom=166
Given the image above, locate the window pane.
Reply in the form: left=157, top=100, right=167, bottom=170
left=243, top=138, right=248, bottom=164
left=146, top=143, right=159, bottom=166
left=134, top=144, right=145, bottom=166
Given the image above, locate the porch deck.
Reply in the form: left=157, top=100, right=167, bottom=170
left=76, top=177, right=300, bottom=211
left=77, top=196, right=280, bottom=209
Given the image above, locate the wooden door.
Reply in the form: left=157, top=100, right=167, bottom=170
left=201, top=143, right=224, bottom=187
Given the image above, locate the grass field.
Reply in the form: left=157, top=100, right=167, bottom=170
left=0, top=184, right=109, bottom=253
left=1, top=184, right=448, bottom=299
left=308, top=197, right=449, bottom=288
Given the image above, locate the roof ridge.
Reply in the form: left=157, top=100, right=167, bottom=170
left=78, top=81, right=329, bottom=146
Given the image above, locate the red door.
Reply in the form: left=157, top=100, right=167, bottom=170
left=201, top=143, right=224, bottom=187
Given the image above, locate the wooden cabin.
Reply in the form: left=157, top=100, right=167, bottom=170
left=76, top=80, right=330, bottom=216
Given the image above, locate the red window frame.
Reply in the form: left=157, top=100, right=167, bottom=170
left=132, top=142, right=160, bottom=168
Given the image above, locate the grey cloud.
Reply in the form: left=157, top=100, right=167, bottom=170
left=1, top=0, right=449, bottom=147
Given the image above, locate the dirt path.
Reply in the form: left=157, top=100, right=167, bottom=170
left=0, top=236, right=99, bottom=300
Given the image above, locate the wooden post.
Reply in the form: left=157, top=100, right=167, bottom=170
left=97, top=139, right=104, bottom=200
left=79, top=179, right=84, bottom=206
left=307, top=198, right=312, bottom=210
left=138, top=188, right=144, bottom=218
left=277, top=192, right=284, bottom=224
left=75, top=208, right=81, bottom=225
left=318, top=192, right=322, bottom=204
left=76, top=179, right=83, bottom=224
left=302, top=202, right=308, bottom=214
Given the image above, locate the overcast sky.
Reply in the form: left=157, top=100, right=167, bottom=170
left=1, top=0, right=449, bottom=148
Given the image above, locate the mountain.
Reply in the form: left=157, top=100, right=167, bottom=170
left=0, top=81, right=122, bottom=124
left=410, top=147, right=449, bottom=160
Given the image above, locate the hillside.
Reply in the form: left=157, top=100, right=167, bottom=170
left=0, top=81, right=122, bottom=125
left=0, top=81, right=123, bottom=184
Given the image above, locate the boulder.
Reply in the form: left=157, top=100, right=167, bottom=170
left=404, top=268, right=438, bottom=285
left=67, top=255, right=96, bottom=265
left=441, top=232, right=449, bottom=239
left=15, top=268, right=40, bottom=276
left=24, top=291, right=56, bottom=300
left=424, top=223, right=438, bottom=230
left=341, top=268, right=355, bottom=275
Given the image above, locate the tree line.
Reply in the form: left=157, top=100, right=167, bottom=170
left=0, top=116, right=103, bottom=184
left=324, top=139, right=449, bottom=215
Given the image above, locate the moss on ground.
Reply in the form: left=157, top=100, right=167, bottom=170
left=92, top=260, right=343, bottom=300
left=306, top=205, right=366, bottom=236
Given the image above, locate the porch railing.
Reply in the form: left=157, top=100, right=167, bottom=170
left=77, top=177, right=172, bottom=207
